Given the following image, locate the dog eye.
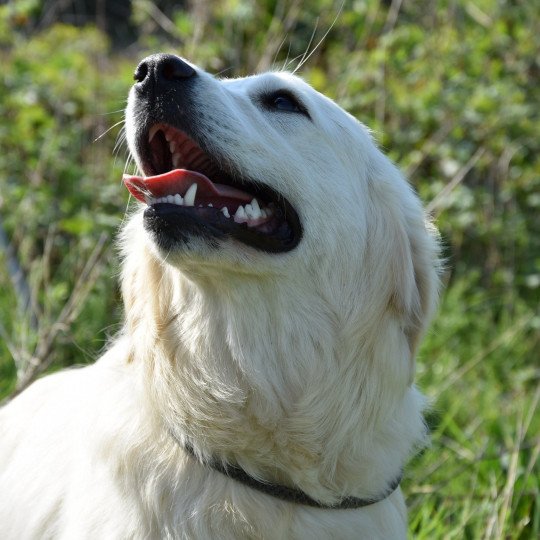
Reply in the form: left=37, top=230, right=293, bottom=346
left=272, top=94, right=300, bottom=112
left=263, top=91, right=309, bottom=117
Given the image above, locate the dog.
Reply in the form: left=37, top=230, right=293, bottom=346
left=0, top=54, right=440, bottom=539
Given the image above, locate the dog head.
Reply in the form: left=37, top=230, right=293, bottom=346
left=123, top=54, right=439, bottom=366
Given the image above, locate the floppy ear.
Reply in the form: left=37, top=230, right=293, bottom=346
left=366, top=163, right=440, bottom=383
left=399, top=214, right=440, bottom=361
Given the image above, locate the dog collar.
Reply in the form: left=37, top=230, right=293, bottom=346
left=181, top=441, right=402, bottom=509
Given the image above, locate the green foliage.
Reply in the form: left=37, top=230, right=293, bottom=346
left=409, top=277, right=539, bottom=538
left=0, top=23, right=128, bottom=381
left=0, top=1, right=538, bottom=537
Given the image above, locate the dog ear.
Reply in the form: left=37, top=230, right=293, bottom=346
left=391, top=208, right=440, bottom=384
left=398, top=216, right=440, bottom=359
left=366, top=164, right=440, bottom=384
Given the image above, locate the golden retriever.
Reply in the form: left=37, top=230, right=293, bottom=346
left=0, top=54, right=439, bottom=539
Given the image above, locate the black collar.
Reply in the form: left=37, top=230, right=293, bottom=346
left=182, top=442, right=402, bottom=509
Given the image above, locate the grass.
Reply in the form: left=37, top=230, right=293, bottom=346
left=406, top=279, right=539, bottom=539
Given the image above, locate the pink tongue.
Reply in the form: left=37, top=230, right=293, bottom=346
left=123, top=169, right=253, bottom=205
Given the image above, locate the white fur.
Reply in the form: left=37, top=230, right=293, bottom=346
left=0, top=63, right=440, bottom=539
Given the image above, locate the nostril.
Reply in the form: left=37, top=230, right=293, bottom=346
left=134, top=62, right=148, bottom=83
left=132, top=54, right=196, bottom=89
left=159, top=57, right=196, bottom=81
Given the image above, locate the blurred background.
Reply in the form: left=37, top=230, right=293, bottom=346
left=0, top=0, right=538, bottom=537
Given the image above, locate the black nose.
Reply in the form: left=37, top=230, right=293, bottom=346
left=134, top=54, right=196, bottom=85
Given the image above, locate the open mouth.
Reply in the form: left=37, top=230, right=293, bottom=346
left=123, top=124, right=302, bottom=253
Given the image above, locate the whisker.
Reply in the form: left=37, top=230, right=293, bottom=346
left=214, top=66, right=235, bottom=78
left=100, top=109, right=127, bottom=116
left=293, top=1, right=344, bottom=74
left=272, top=35, right=289, bottom=70
left=295, top=17, right=320, bottom=73
left=113, top=127, right=127, bottom=156
left=94, top=119, right=125, bottom=143
left=280, top=42, right=293, bottom=72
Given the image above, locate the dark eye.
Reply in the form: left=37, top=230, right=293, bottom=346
left=263, top=91, right=309, bottom=118
left=272, top=94, right=301, bottom=112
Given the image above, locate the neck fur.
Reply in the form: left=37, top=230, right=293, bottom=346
left=122, top=245, right=427, bottom=505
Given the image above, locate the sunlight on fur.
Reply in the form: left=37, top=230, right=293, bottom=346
left=0, top=54, right=440, bottom=539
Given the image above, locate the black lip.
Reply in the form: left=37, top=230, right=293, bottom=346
left=144, top=201, right=301, bottom=254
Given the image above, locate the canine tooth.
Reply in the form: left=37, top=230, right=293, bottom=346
left=174, top=194, right=183, bottom=205
left=148, top=125, right=160, bottom=143
left=172, top=153, right=182, bottom=169
left=165, top=130, right=173, bottom=142
left=251, top=198, right=261, bottom=213
left=246, top=199, right=262, bottom=219
left=221, top=207, right=230, bottom=218
left=169, top=141, right=176, bottom=153
left=184, top=183, right=197, bottom=206
left=167, top=195, right=175, bottom=203
left=234, top=205, right=247, bottom=222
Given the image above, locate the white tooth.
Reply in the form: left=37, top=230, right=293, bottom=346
left=234, top=205, right=247, bottom=222
left=184, top=183, right=197, bottom=206
left=208, top=203, right=213, bottom=207
left=251, top=198, right=261, bottom=214
left=244, top=203, right=261, bottom=220
left=247, top=199, right=262, bottom=219
left=221, top=207, right=230, bottom=218
left=172, top=153, right=182, bottom=169
left=174, top=194, right=183, bottom=205
left=260, top=209, right=267, bottom=218
left=148, top=125, right=160, bottom=143
left=165, top=130, right=173, bottom=142
left=167, top=195, right=175, bottom=203
left=169, top=141, right=176, bottom=153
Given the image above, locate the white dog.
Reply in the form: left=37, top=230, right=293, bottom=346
left=0, top=55, right=439, bottom=539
